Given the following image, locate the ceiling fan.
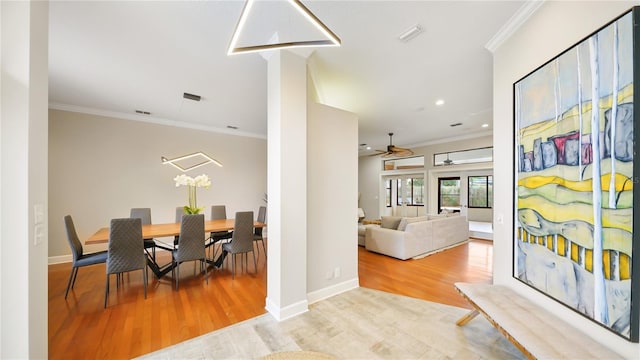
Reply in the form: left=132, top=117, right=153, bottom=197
left=443, top=153, right=454, bottom=165
left=371, top=133, right=414, bottom=157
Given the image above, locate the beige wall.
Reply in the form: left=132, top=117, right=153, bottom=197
left=493, top=1, right=639, bottom=357
left=307, top=102, right=359, bottom=301
left=48, top=109, right=267, bottom=259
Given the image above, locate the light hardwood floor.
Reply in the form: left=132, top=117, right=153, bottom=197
left=48, top=239, right=492, bottom=359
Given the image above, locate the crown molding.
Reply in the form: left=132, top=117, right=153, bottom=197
left=48, top=102, right=267, bottom=140
left=485, top=0, right=546, bottom=53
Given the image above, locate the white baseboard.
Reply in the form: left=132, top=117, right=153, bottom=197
left=307, top=277, right=359, bottom=305
left=265, top=297, right=309, bottom=321
left=49, top=255, right=72, bottom=265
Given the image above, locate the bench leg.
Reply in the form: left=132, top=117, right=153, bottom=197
left=456, top=309, right=479, bottom=326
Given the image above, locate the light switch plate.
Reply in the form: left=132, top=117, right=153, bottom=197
left=34, top=204, right=45, bottom=225
left=34, top=224, right=44, bottom=245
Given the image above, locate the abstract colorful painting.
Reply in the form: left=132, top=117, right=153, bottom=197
left=513, top=7, right=639, bottom=342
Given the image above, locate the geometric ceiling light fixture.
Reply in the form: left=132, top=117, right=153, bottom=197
left=227, top=0, right=341, bottom=55
left=161, top=152, right=223, bottom=172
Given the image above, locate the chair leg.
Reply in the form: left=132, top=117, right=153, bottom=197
left=71, top=267, right=79, bottom=288
left=104, top=274, right=110, bottom=308
left=261, top=239, right=267, bottom=257
left=176, top=262, right=180, bottom=290
left=252, top=250, right=257, bottom=273
left=203, top=259, right=209, bottom=284
left=231, top=254, right=236, bottom=279
left=143, top=267, right=148, bottom=299
left=65, top=267, right=77, bottom=299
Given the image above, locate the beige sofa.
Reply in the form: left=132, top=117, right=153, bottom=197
left=364, top=214, right=469, bottom=260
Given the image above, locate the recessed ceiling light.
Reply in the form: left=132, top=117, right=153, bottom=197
left=435, top=99, right=445, bottom=106
left=366, top=146, right=371, bottom=150
left=481, top=123, right=489, bottom=128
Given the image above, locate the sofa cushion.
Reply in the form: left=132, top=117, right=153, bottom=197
left=381, top=216, right=402, bottom=229
left=427, top=214, right=448, bottom=220
left=397, top=216, right=429, bottom=231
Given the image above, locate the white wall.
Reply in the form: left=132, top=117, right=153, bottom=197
left=358, top=135, right=492, bottom=220
left=493, top=1, right=639, bottom=357
left=307, top=102, right=359, bottom=302
left=48, top=109, right=267, bottom=259
left=0, top=1, right=48, bottom=357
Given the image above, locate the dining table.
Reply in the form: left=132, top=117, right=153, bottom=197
left=86, top=218, right=266, bottom=278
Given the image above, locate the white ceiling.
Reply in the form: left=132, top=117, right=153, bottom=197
left=48, top=0, right=526, bottom=154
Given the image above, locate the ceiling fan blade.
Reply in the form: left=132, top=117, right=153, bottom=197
left=389, top=146, right=414, bottom=155
left=369, top=149, right=389, bottom=157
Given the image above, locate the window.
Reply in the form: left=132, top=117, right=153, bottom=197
left=438, top=177, right=460, bottom=212
left=385, top=179, right=392, bottom=207
left=397, top=178, right=425, bottom=206
left=468, top=175, right=493, bottom=208
left=434, top=147, right=493, bottom=166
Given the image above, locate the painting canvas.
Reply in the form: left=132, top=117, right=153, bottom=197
left=514, top=7, right=639, bottom=342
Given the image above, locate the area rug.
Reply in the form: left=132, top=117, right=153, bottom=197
left=136, top=287, right=524, bottom=359
left=411, top=239, right=469, bottom=260
left=259, top=351, right=338, bottom=360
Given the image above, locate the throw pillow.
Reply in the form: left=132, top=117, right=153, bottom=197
left=397, top=217, right=408, bottom=231
left=381, top=216, right=402, bottom=229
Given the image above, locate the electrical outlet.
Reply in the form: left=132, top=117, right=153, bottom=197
left=334, top=267, right=341, bottom=278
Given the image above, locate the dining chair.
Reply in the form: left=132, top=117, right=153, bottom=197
left=172, top=214, right=208, bottom=290
left=253, top=206, right=267, bottom=257
left=63, top=215, right=108, bottom=299
left=222, top=211, right=256, bottom=279
left=129, top=208, right=156, bottom=261
left=207, top=205, right=233, bottom=260
left=105, top=218, right=148, bottom=308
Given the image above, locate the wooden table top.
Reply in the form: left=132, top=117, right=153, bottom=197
left=86, top=219, right=266, bottom=245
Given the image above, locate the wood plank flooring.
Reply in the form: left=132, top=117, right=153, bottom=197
left=48, top=239, right=492, bottom=358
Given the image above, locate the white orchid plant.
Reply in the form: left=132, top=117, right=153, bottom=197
left=174, top=174, right=211, bottom=214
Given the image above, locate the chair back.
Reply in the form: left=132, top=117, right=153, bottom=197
left=64, top=215, right=84, bottom=261
left=176, top=214, right=206, bottom=262
left=130, top=208, right=151, bottom=225
left=211, top=205, right=227, bottom=220
left=175, top=207, right=185, bottom=222
left=228, top=211, right=254, bottom=253
left=107, top=218, right=145, bottom=275
left=255, top=206, right=266, bottom=236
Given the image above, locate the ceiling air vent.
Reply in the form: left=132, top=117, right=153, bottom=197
left=183, top=92, right=201, bottom=101
left=135, top=110, right=151, bottom=115
left=450, top=122, right=463, bottom=127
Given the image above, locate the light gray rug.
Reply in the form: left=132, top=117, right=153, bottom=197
left=137, top=287, right=524, bottom=359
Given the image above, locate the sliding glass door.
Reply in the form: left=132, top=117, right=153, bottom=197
left=438, top=177, right=460, bottom=213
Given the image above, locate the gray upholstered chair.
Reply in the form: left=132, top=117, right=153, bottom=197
left=104, top=218, right=148, bottom=308
left=207, top=205, right=233, bottom=259
left=172, top=214, right=208, bottom=290
left=222, top=211, right=256, bottom=279
left=129, top=208, right=156, bottom=260
left=63, top=215, right=108, bottom=299
left=253, top=206, right=267, bottom=257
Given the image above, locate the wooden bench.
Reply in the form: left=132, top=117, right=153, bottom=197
left=454, top=282, right=624, bottom=360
